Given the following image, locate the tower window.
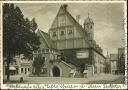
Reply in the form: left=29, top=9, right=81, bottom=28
left=60, top=31, right=65, bottom=36
left=53, top=32, right=56, bottom=37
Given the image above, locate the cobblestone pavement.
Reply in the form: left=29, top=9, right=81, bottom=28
left=4, top=73, right=124, bottom=84
left=88, top=75, right=125, bottom=84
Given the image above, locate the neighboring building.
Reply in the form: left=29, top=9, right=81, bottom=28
left=117, top=47, right=125, bottom=74
left=104, top=53, right=111, bottom=73
left=4, top=54, right=31, bottom=76
left=108, top=47, right=125, bottom=75
left=18, top=55, right=31, bottom=75
left=48, top=5, right=106, bottom=76
left=110, top=54, right=118, bottom=74
left=31, top=30, right=76, bottom=77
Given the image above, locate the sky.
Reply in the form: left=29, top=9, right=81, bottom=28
left=14, top=3, right=125, bottom=56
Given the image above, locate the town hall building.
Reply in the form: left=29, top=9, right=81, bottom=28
left=31, top=4, right=106, bottom=77
left=48, top=5, right=106, bottom=75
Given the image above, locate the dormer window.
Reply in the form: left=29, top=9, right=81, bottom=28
left=53, top=32, right=56, bottom=37
left=60, top=31, right=65, bottom=36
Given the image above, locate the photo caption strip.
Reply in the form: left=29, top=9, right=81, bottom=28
left=0, top=0, right=127, bottom=89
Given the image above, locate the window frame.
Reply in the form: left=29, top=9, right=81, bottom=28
left=52, top=31, right=57, bottom=37
left=68, top=29, right=73, bottom=35
left=60, top=30, right=65, bottom=36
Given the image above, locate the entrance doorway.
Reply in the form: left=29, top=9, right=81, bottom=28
left=52, top=66, right=60, bottom=77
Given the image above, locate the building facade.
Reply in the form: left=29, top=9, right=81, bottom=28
left=110, top=54, right=118, bottom=74
left=31, top=30, right=76, bottom=77
left=117, top=47, right=125, bottom=74
left=48, top=5, right=106, bottom=76
left=3, top=54, right=31, bottom=76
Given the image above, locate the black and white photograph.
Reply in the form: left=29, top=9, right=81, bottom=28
left=1, top=1, right=127, bottom=89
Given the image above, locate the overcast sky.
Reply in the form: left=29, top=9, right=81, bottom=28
left=14, top=3, right=125, bottom=56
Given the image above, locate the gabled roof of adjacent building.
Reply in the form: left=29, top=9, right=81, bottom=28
left=37, top=30, right=57, bottom=50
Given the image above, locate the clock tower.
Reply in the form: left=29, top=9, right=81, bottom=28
left=83, top=13, right=94, bottom=40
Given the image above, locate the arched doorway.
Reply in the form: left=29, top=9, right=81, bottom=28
left=52, top=66, right=60, bottom=77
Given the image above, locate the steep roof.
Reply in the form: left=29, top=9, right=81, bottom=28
left=49, top=5, right=105, bottom=58
left=59, top=5, right=91, bottom=47
left=62, top=5, right=105, bottom=58
left=37, top=30, right=56, bottom=49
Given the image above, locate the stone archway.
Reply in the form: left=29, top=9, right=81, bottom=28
left=52, top=66, right=60, bottom=77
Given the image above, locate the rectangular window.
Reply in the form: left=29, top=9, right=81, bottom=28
left=60, top=31, right=65, bottom=36
left=68, top=30, right=73, bottom=35
left=28, top=68, right=30, bottom=71
left=52, top=32, right=56, bottom=37
left=51, top=50, right=53, bottom=53
left=25, top=68, right=27, bottom=74
left=21, top=68, right=23, bottom=73
left=25, top=68, right=27, bottom=71
left=43, top=57, right=46, bottom=61
left=45, top=49, right=49, bottom=53
left=34, top=51, right=37, bottom=54
left=14, top=60, right=17, bottom=65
